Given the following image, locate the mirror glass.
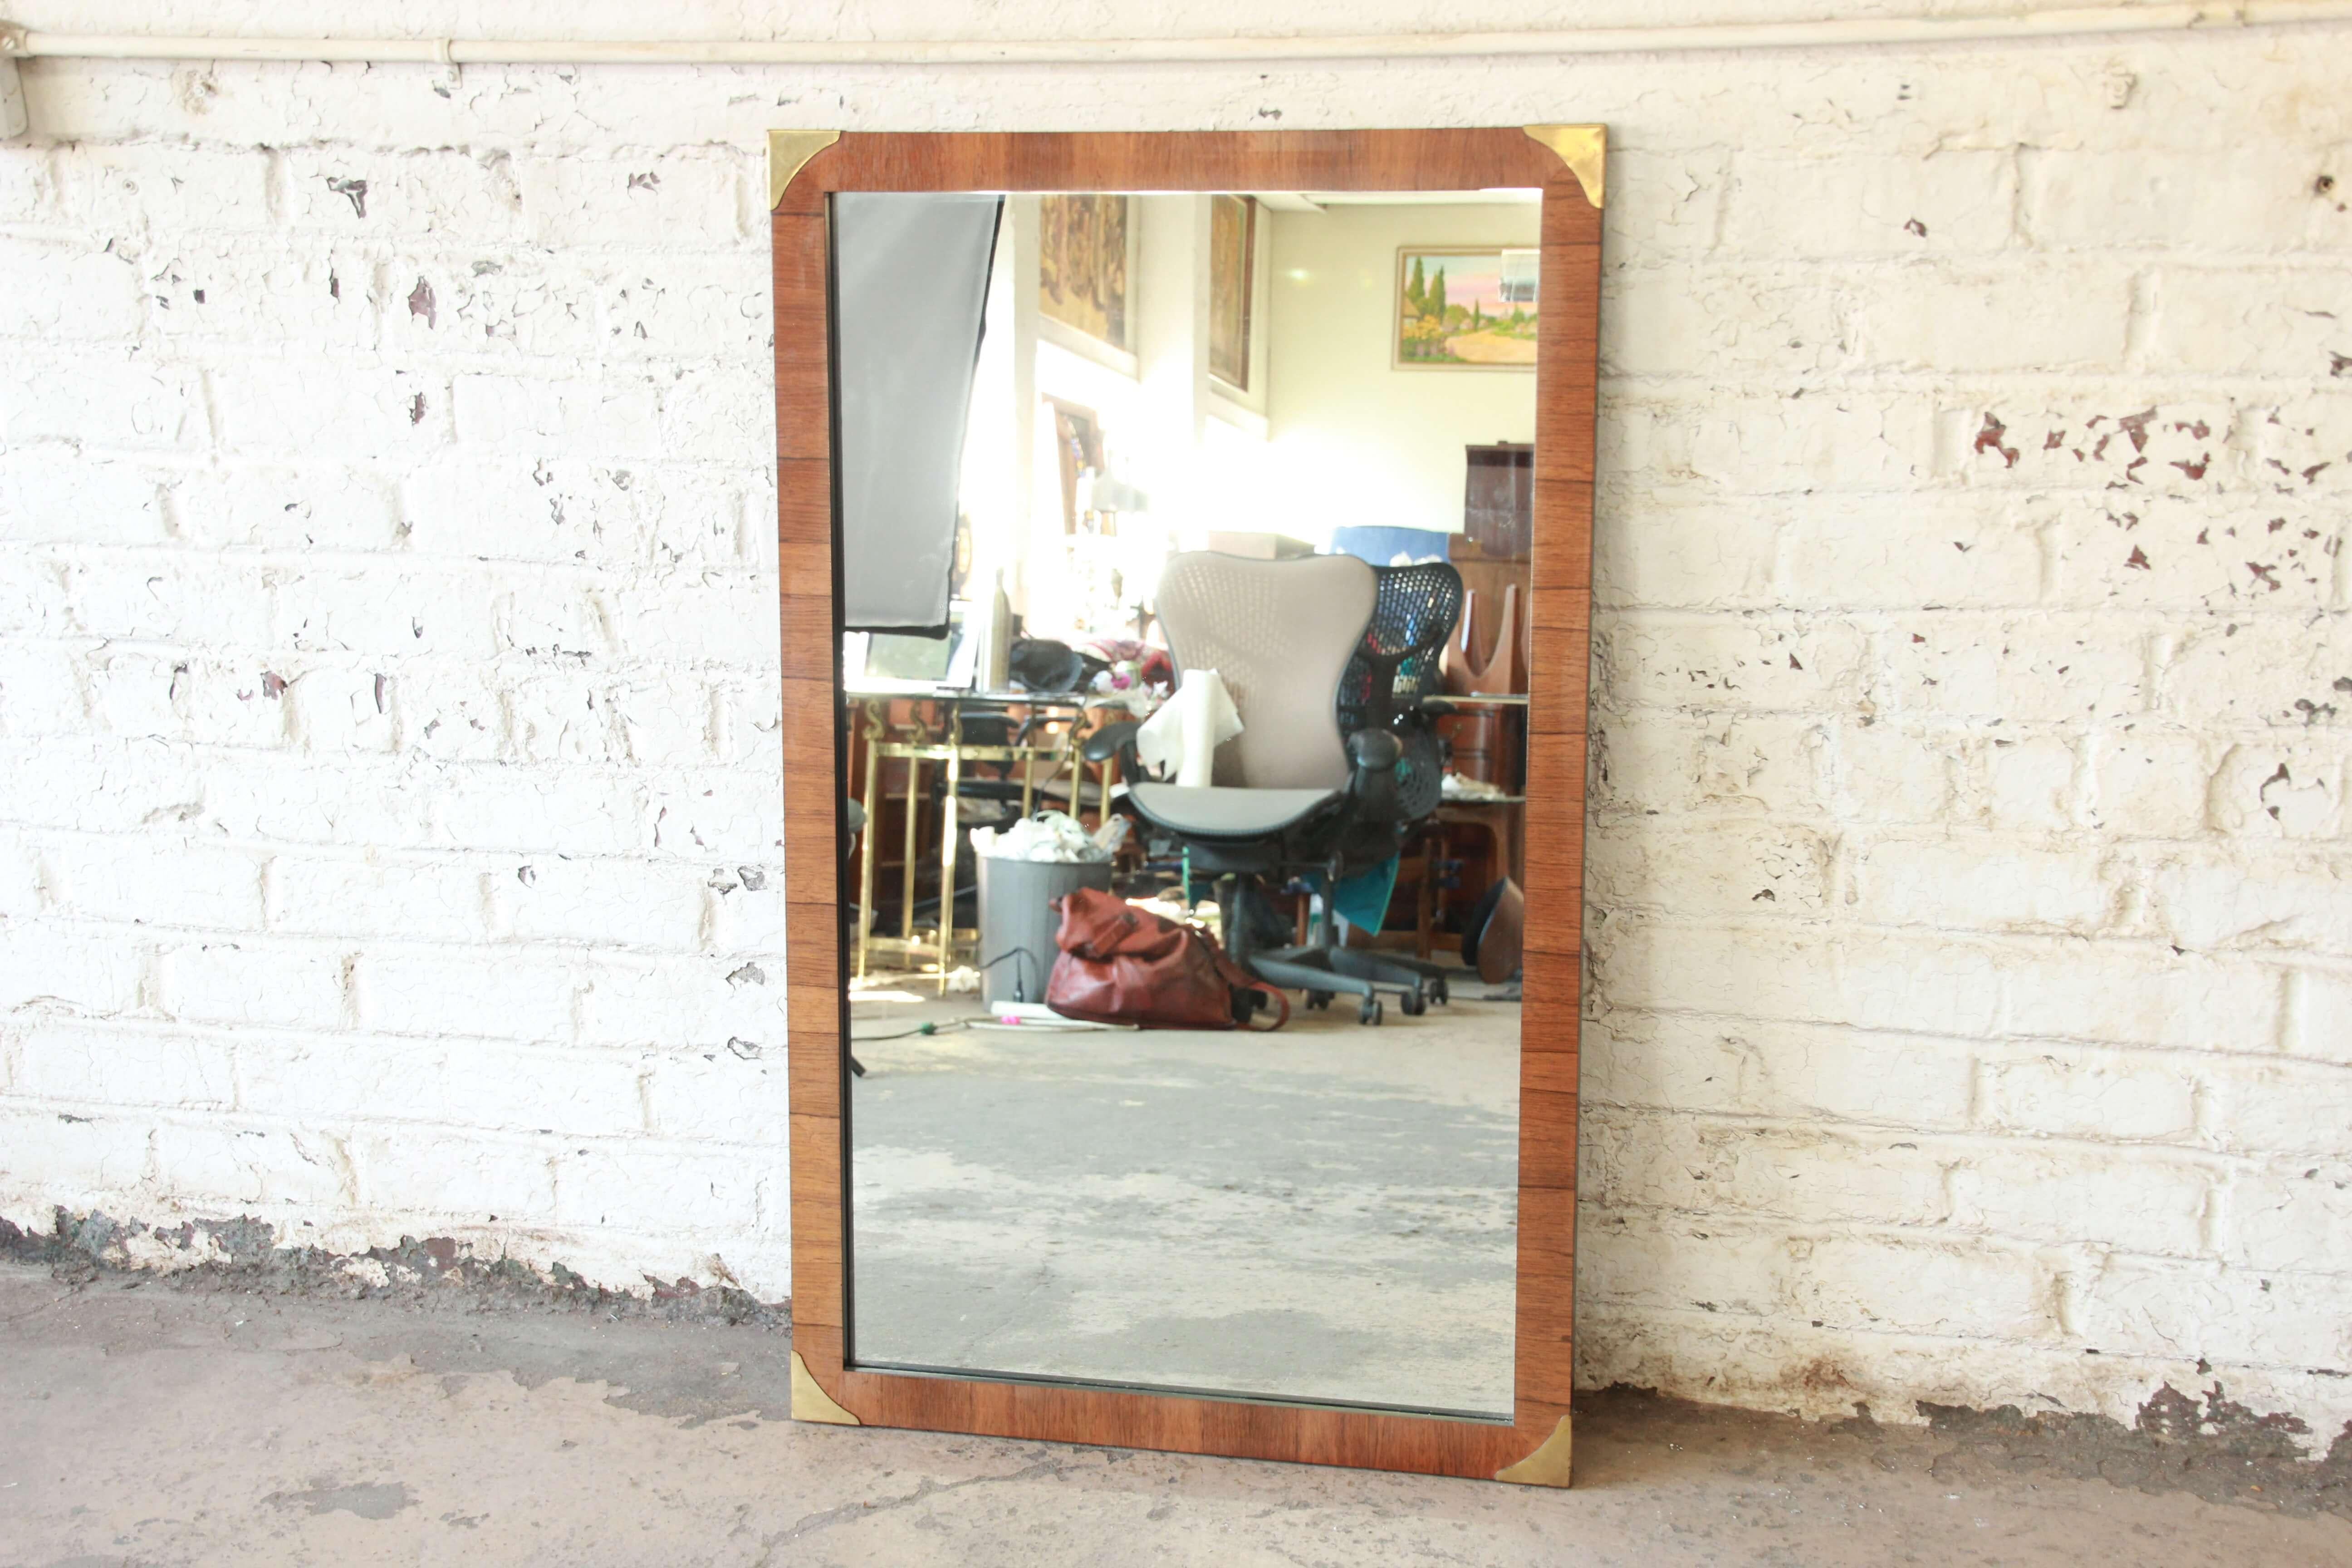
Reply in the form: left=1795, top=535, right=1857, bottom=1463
left=833, top=188, right=1538, bottom=1418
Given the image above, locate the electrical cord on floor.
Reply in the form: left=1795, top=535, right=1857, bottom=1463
left=848, top=1019, right=973, bottom=1043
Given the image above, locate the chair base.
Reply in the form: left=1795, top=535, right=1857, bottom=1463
left=1246, top=944, right=1451, bottom=1025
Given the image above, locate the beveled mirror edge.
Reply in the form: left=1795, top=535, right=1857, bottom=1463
left=773, top=127, right=1598, bottom=1485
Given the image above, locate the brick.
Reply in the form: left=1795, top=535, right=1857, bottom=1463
left=1595, top=917, right=2004, bottom=1039
left=2024, top=149, right=2350, bottom=254
left=280, top=147, right=527, bottom=239
left=1823, top=719, right=1962, bottom=826
left=2049, top=495, right=2341, bottom=612
left=266, top=855, right=492, bottom=943
left=517, top=150, right=744, bottom=249
left=0, top=919, right=147, bottom=1016
left=1577, top=1215, right=1793, bottom=1319
left=597, top=255, right=771, bottom=361
left=56, top=143, right=274, bottom=233
left=2091, top=727, right=2225, bottom=838
left=1792, top=1235, right=2054, bottom=1341
left=1588, top=821, right=1829, bottom=916
left=1600, top=266, right=1848, bottom=379
left=158, top=939, right=348, bottom=1031
left=494, top=856, right=706, bottom=949
left=640, top=770, right=779, bottom=863
left=0, top=643, right=92, bottom=738
left=1939, top=397, right=2238, bottom=495
left=2073, top=1254, right=2348, bottom=1369
left=354, top=945, right=578, bottom=1043
left=270, top=565, right=506, bottom=660
left=150, top=1122, right=355, bottom=1210
left=383, top=254, right=602, bottom=359
left=2145, top=848, right=2352, bottom=956
left=1984, top=730, right=2093, bottom=832
left=552, top=1141, right=760, bottom=1232
left=1591, top=491, right=1780, bottom=611
left=211, top=359, right=447, bottom=461
left=576, top=953, right=784, bottom=1050
left=2224, top=1165, right=2352, bottom=1276
left=142, top=241, right=377, bottom=351
left=16, top=1020, right=234, bottom=1111
left=46, top=835, right=267, bottom=931
left=2201, top=741, right=2343, bottom=839
left=1592, top=712, right=1825, bottom=819
left=449, top=373, right=662, bottom=456
left=199, top=752, right=436, bottom=850
left=1999, top=940, right=2280, bottom=1052
left=1598, top=613, right=1870, bottom=715
left=1858, top=264, right=2132, bottom=373
left=2206, top=1058, right=2352, bottom=1158
left=350, top=1127, right=557, bottom=1222
left=608, top=576, right=779, bottom=667
left=1583, top=1011, right=1975, bottom=1130
left=1885, top=612, right=2150, bottom=725
left=167, top=465, right=401, bottom=552
left=2293, top=968, right=2352, bottom=1066
left=285, top=666, right=398, bottom=754
left=0, top=451, right=168, bottom=545
left=0, top=239, right=146, bottom=340
left=641, top=1051, right=791, bottom=1144
left=401, top=454, right=654, bottom=568
left=1603, top=392, right=1936, bottom=495
left=63, top=555, right=272, bottom=647
left=1584, top=1111, right=1950, bottom=1227
left=1723, top=149, right=2015, bottom=258
left=0, top=1105, right=152, bottom=1195
left=429, top=768, right=647, bottom=857
left=1978, top=1049, right=2198, bottom=1144
left=239, top=1036, right=643, bottom=1140
left=1603, top=148, right=1726, bottom=260
left=2160, top=617, right=2352, bottom=731
left=82, top=650, right=285, bottom=750
left=1844, top=833, right=2114, bottom=934
left=1950, top=1145, right=2210, bottom=1256
left=1777, top=493, right=2045, bottom=612
left=2146, top=267, right=2352, bottom=378
left=0, top=353, right=205, bottom=451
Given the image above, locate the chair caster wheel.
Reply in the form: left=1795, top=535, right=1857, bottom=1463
left=1306, top=990, right=1333, bottom=1010
left=1400, top=989, right=1426, bottom=1017
left=1431, top=979, right=1450, bottom=1005
left=1359, top=995, right=1383, bottom=1025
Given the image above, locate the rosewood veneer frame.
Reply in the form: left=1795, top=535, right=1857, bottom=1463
left=772, top=127, right=1599, bottom=1485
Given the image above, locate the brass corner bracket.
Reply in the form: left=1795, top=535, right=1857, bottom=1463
left=768, top=130, right=842, bottom=211
left=790, top=1351, right=863, bottom=1425
left=1494, top=1414, right=1573, bottom=1487
left=1523, top=125, right=1604, bottom=209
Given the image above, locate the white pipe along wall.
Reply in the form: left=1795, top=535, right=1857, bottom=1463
left=0, top=0, right=2348, bottom=1446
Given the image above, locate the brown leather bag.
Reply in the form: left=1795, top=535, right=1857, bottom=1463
left=1045, top=887, right=1289, bottom=1031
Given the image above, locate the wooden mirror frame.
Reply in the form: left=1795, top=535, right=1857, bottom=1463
left=771, top=127, right=1599, bottom=1485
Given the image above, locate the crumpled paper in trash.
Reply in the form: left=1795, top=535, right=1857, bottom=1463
left=970, top=809, right=1128, bottom=863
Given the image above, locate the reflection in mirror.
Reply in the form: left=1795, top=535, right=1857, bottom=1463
left=835, top=189, right=1538, bottom=1418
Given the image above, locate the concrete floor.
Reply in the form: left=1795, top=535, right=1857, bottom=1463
left=5, top=1261, right=2348, bottom=1567
left=847, top=983, right=1519, bottom=1413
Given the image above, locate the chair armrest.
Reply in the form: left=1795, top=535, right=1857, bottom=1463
left=1082, top=720, right=1140, bottom=765
left=1345, top=728, right=1404, bottom=820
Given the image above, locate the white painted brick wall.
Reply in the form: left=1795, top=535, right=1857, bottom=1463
left=1, top=0, right=2347, bottom=1443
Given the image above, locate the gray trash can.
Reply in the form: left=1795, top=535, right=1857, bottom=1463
left=976, top=855, right=1114, bottom=1008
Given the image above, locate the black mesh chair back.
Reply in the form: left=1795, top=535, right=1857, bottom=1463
left=1336, top=562, right=1463, bottom=819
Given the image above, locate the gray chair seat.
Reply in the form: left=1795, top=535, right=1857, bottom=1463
left=1128, top=783, right=1337, bottom=839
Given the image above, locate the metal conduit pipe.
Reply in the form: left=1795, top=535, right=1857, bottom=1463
left=3, top=0, right=2351, bottom=68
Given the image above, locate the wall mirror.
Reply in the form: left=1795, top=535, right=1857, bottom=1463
left=773, top=130, right=1599, bottom=1484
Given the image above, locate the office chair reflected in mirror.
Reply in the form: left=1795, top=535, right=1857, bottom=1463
left=1088, top=552, right=1464, bottom=1025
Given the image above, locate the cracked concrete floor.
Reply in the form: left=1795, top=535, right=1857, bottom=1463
left=4, top=1261, right=2348, bottom=1567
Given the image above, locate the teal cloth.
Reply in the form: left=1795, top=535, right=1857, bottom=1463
left=1323, top=856, right=1400, bottom=937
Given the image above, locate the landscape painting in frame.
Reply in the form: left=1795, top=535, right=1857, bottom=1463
left=1395, top=247, right=1539, bottom=368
